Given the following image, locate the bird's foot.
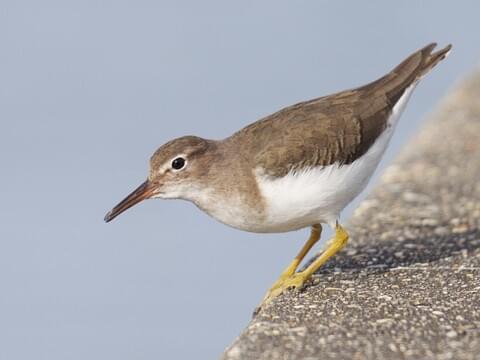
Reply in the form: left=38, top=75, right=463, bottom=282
left=254, top=271, right=309, bottom=316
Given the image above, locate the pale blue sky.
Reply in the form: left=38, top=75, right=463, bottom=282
left=1, top=1, right=479, bottom=359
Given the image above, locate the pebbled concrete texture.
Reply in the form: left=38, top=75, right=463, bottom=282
left=221, top=71, right=480, bottom=360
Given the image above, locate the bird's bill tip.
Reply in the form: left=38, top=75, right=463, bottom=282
left=104, top=179, right=155, bottom=223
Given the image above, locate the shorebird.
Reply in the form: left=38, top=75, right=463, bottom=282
left=105, top=43, right=451, bottom=310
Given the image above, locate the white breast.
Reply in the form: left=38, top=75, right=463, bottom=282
left=255, top=83, right=417, bottom=233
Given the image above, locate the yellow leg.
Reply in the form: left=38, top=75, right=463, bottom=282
left=258, top=224, right=321, bottom=309
left=298, top=222, right=349, bottom=279
left=277, top=224, right=322, bottom=279
left=258, top=222, right=349, bottom=311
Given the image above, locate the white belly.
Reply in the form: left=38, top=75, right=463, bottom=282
left=255, top=84, right=416, bottom=232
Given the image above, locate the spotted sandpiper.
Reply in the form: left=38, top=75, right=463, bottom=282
left=105, top=43, right=451, bottom=310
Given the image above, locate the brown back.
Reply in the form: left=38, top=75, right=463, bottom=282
left=229, top=43, right=451, bottom=177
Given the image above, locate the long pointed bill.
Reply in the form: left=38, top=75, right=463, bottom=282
left=104, top=180, right=156, bottom=223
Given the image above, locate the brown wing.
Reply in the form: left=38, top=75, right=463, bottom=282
left=232, top=43, right=451, bottom=178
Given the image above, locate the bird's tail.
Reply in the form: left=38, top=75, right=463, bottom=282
left=362, top=42, right=452, bottom=104
left=394, top=42, right=452, bottom=81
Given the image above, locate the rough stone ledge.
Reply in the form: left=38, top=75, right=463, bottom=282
left=221, top=70, right=480, bottom=360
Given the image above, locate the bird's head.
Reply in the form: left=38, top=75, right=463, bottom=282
left=104, top=136, right=216, bottom=222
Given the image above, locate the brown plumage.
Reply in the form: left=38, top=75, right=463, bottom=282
left=229, top=42, right=452, bottom=177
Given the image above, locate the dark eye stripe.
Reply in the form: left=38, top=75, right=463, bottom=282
left=171, top=157, right=185, bottom=170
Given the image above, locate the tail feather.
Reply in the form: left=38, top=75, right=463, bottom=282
left=358, top=43, right=452, bottom=104
left=395, top=42, right=452, bottom=80
left=375, top=42, right=452, bottom=105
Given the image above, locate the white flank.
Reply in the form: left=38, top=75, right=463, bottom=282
left=255, top=84, right=417, bottom=233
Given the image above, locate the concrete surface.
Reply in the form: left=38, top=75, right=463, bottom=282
left=221, top=70, right=480, bottom=360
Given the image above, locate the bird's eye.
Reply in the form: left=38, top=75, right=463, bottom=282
left=171, top=157, right=186, bottom=170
